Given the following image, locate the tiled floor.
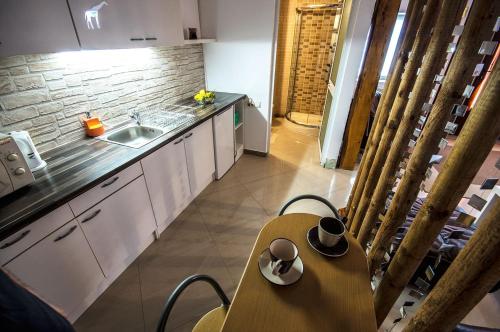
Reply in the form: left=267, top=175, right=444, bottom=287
left=74, top=117, right=356, bottom=331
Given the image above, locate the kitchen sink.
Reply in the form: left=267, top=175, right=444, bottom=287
left=99, top=124, right=165, bottom=148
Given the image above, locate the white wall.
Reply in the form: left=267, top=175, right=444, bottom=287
left=320, top=0, right=375, bottom=166
left=199, top=0, right=278, bottom=153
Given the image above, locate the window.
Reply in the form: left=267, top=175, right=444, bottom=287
left=380, top=13, right=406, bottom=79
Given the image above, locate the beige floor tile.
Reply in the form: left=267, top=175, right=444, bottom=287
left=73, top=261, right=144, bottom=332
left=139, top=208, right=235, bottom=331
left=73, top=117, right=358, bottom=331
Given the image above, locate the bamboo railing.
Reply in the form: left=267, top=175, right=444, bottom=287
left=343, top=0, right=500, bottom=328
left=356, top=0, right=467, bottom=249
left=368, top=0, right=500, bottom=275
left=338, top=0, right=402, bottom=170
left=349, top=0, right=440, bottom=236
left=374, top=43, right=500, bottom=326
left=345, top=0, right=423, bottom=224
left=403, top=198, right=500, bottom=331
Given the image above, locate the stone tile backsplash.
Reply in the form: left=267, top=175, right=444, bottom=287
left=0, top=45, right=205, bottom=152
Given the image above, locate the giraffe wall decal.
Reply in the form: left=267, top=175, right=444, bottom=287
left=85, top=1, right=109, bottom=30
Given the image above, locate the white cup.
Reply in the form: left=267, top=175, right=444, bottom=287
left=269, top=238, right=298, bottom=276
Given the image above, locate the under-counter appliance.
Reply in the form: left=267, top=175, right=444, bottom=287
left=0, top=133, right=36, bottom=199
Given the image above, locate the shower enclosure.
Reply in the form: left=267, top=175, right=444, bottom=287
left=285, top=3, right=343, bottom=128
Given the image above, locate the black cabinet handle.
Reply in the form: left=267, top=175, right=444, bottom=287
left=81, top=209, right=101, bottom=223
left=130, top=38, right=145, bottom=41
left=184, top=133, right=193, bottom=139
left=174, top=138, right=183, bottom=145
left=0, top=230, right=30, bottom=249
left=53, top=225, right=77, bottom=242
left=145, top=37, right=157, bottom=41
left=101, top=176, right=119, bottom=188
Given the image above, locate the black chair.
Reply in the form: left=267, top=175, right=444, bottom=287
left=156, top=274, right=231, bottom=332
left=278, top=194, right=341, bottom=219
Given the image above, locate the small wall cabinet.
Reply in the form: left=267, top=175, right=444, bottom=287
left=67, top=0, right=184, bottom=50
left=0, top=0, right=80, bottom=57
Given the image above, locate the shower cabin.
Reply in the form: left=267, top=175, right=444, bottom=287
left=274, top=1, right=345, bottom=129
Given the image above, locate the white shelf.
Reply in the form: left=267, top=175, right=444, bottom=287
left=235, top=143, right=244, bottom=161
left=183, top=39, right=216, bottom=44
left=235, top=122, right=243, bottom=130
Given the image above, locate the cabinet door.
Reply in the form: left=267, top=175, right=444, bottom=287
left=141, top=137, right=191, bottom=233
left=213, top=107, right=235, bottom=179
left=68, top=0, right=183, bottom=50
left=0, top=0, right=80, bottom=56
left=77, top=176, right=156, bottom=277
left=184, top=120, right=216, bottom=198
left=5, top=220, right=105, bottom=321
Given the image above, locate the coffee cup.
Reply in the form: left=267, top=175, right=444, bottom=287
left=269, top=238, right=298, bottom=276
left=318, top=217, right=345, bottom=247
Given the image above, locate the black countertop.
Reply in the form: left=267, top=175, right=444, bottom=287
left=0, top=92, right=245, bottom=240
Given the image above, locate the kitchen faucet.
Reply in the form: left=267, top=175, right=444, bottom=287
left=130, top=110, right=141, bottom=125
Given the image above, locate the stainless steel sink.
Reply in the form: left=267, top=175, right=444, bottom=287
left=99, top=124, right=165, bottom=148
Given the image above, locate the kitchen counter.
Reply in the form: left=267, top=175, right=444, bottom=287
left=0, top=92, right=245, bottom=240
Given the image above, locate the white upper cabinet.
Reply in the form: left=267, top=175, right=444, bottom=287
left=67, top=0, right=184, bottom=50
left=0, top=0, right=80, bottom=57
left=184, top=120, right=216, bottom=198
left=141, top=137, right=192, bottom=233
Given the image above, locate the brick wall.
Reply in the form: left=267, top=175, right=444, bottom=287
left=273, top=0, right=339, bottom=117
left=0, top=45, right=205, bottom=152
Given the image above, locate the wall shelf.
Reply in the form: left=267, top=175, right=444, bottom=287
left=183, top=39, right=216, bottom=44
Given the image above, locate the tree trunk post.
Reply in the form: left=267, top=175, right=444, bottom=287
left=373, top=55, right=500, bottom=327
left=345, top=0, right=421, bottom=223
left=349, top=0, right=440, bottom=236
left=368, top=0, right=500, bottom=274
left=403, top=197, right=500, bottom=332
left=356, top=0, right=467, bottom=249
left=338, top=0, right=402, bottom=170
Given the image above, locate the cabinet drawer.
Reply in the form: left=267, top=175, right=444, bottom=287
left=69, top=162, right=143, bottom=216
left=0, top=204, right=74, bottom=266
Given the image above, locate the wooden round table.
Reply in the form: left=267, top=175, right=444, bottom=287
left=221, top=213, right=377, bottom=331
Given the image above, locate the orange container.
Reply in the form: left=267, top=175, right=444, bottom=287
left=83, top=117, right=105, bottom=137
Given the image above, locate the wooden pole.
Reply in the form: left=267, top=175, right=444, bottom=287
left=403, top=197, right=500, bottom=332
left=373, top=57, right=500, bottom=327
left=338, top=0, right=402, bottom=170
left=356, top=0, right=467, bottom=249
left=368, top=0, right=500, bottom=274
left=349, top=0, right=440, bottom=236
left=346, top=0, right=426, bottom=227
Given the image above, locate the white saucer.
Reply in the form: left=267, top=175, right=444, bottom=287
left=258, top=248, right=303, bottom=286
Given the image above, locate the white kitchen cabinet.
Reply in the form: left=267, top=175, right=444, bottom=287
left=0, top=0, right=80, bottom=56
left=213, top=106, right=235, bottom=179
left=77, top=176, right=156, bottom=278
left=184, top=120, right=216, bottom=198
left=5, top=220, right=106, bottom=322
left=141, top=137, right=192, bottom=233
left=68, top=0, right=183, bottom=50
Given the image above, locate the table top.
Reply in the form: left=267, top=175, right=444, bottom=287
left=221, top=213, right=377, bottom=332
